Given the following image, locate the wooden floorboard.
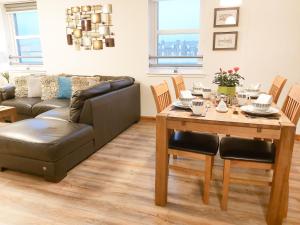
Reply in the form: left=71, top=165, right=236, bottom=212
left=0, top=121, right=299, bottom=225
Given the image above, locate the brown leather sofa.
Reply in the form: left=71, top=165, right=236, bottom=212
left=0, top=76, right=140, bottom=182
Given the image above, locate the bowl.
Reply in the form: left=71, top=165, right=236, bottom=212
left=179, top=96, right=195, bottom=107
left=252, top=102, right=271, bottom=112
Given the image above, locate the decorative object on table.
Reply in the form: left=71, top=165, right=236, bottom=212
left=216, top=98, right=228, bottom=113
left=213, top=32, right=238, bottom=50
left=191, top=99, right=205, bottom=115
left=213, top=67, right=244, bottom=96
left=214, top=7, right=239, bottom=27
left=192, top=81, right=203, bottom=95
left=65, top=4, right=115, bottom=51
left=202, top=88, right=212, bottom=99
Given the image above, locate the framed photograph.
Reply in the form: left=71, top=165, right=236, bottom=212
left=214, top=7, right=239, bottom=27
left=213, top=32, right=238, bottom=50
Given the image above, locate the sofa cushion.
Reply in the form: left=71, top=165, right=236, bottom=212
left=58, top=76, right=72, bottom=99
left=0, top=85, right=15, bottom=101
left=27, top=76, right=42, bottom=97
left=1, top=97, right=42, bottom=116
left=71, top=76, right=101, bottom=96
left=0, top=118, right=94, bottom=162
left=100, top=76, right=135, bottom=91
left=15, top=76, right=28, bottom=98
left=32, top=98, right=70, bottom=116
left=36, top=107, right=70, bottom=122
left=41, top=76, right=59, bottom=100
left=70, top=81, right=111, bottom=122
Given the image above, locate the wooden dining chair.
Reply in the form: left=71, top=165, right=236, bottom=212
left=268, top=75, right=287, bottom=104
left=151, top=81, right=219, bottom=204
left=220, top=84, right=300, bottom=211
left=171, top=75, right=186, bottom=99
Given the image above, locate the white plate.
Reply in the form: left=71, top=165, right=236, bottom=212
left=245, top=91, right=260, bottom=98
left=241, top=105, right=279, bottom=116
left=173, top=101, right=191, bottom=109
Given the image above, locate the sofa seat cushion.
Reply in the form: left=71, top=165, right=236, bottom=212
left=0, top=119, right=94, bottom=162
left=36, top=108, right=70, bottom=121
left=32, top=98, right=70, bottom=116
left=1, top=97, right=42, bottom=116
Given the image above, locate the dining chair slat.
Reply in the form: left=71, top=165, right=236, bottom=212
left=268, top=75, right=287, bottom=104
left=172, top=75, right=186, bottom=99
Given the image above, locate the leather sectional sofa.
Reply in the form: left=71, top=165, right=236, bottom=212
left=0, top=76, right=140, bottom=182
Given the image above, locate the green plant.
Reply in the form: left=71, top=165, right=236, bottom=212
left=213, top=67, right=244, bottom=87
left=1, top=72, right=9, bottom=83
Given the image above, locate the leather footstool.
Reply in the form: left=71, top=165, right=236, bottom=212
left=0, top=118, right=94, bottom=182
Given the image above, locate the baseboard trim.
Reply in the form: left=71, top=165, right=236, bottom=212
left=140, top=116, right=156, bottom=122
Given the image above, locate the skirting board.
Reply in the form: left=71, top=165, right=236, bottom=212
left=140, top=117, right=300, bottom=141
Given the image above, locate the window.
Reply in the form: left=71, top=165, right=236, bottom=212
left=149, top=0, right=202, bottom=68
left=5, top=2, right=43, bottom=65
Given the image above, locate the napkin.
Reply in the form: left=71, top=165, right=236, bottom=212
left=255, top=94, right=273, bottom=104
left=180, top=90, right=193, bottom=98
left=193, top=82, right=203, bottom=88
left=249, top=83, right=261, bottom=91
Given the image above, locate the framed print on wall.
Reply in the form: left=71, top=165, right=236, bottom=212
left=214, top=7, right=239, bottom=27
left=213, top=31, right=238, bottom=50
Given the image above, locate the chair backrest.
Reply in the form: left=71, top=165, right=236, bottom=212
left=151, top=81, right=172, bottom=113
left=171, top=75, right=186, bottom=99
left=268, top=76, right=287, bottom=104
left=282, top=84, right=300, bottom=125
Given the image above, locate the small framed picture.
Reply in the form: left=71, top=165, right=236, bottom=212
left=213, top=32, right=238, bottom=50
left=214, top=7, right=239, bottom=27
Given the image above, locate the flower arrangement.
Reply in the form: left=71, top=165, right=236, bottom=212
left=213, top=67, right=244, bottom=87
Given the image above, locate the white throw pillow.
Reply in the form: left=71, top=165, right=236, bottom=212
left=27, top=76, right=42, bottom=97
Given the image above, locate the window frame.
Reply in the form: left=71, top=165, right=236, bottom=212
left=149, top=0, right=203, bottom=72
left=6, top=9, right=43, bottom=66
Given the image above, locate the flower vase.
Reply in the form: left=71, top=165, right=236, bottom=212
left=218, top=86, right=236, bottom=97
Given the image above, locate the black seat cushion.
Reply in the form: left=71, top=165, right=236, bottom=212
left=1, top=97, right=42, bottom=116
left=0, top=118, right=94, bottom=162
left=32, top=98, right=70, bottom=117
left=169, top=131, right=219, bottom=156
left=36, top=107, right=70, bottom=121
left=220, top=137, right=275, bottom=163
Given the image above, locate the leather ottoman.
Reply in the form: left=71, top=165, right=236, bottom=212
left=0, top=118, right=94, bottom=182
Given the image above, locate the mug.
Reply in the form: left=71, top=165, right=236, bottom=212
left=202, top=88, right=212, bottom=99
left=237, top=92, right=248, bottom=106
left=191, top=99, right=204, bottom=115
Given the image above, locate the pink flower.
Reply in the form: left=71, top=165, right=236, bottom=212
left=234, top=67, right=240, bottom=72
left=228, top=70, right=233, bottom=74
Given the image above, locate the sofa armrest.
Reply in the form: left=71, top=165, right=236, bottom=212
left=79, top=83, right=140, bottom=149
left=0, top=85, right=15, bottom=102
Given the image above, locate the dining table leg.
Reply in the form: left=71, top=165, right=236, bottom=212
left=267, top=125, right=295, bottom=225
left=155, top=114, right=169, bottom=206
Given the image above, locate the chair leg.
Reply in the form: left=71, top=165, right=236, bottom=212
left=203, top=156, right=213, bottom=204
left=221, top=160, right=231, bottom=211
left=283, top=180, right=289, bottom=218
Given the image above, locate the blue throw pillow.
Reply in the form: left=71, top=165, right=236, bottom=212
left=58, top=76, right=72, bottom=99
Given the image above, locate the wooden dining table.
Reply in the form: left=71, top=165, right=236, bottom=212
left=155, top=102, right=296, bottom=225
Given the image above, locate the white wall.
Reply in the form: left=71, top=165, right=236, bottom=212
left=15, top=0, right=300, bottom=133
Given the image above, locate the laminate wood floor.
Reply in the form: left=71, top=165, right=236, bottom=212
left=0, top=121, right=299, bottom=225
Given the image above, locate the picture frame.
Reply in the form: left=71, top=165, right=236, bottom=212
left=213, top=31, right=238, bottom=50
left=214, top=7, right=239, bottom=27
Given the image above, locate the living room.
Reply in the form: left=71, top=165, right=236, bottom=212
left=0, top=0, right=299, bottom=224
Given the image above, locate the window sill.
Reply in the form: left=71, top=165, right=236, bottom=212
left=8, top=64, right=46, bottom=73
left=147, top=66, right=207, bottom=77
